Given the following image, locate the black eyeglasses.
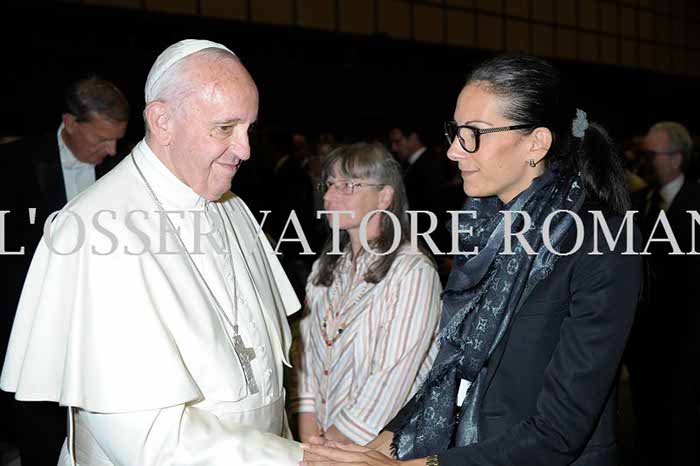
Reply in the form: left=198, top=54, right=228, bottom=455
left=444, top=121, right=538, bottom=153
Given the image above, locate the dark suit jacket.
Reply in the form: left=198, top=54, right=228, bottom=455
left=386, top=207, right=642, bottom=466
left=635, top=179, right=700, bottom=359
left=271, top=154, right=321, bottom=253
left=4, top=131, right=119, bottom=217
left=639, top=176, right=700, bottom=252
left=403, top=148, right=452, bottom=254
left=630, top=179, right=700, bottom=464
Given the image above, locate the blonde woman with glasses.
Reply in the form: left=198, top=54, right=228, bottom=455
left=289, top=142, right=442, bottom=446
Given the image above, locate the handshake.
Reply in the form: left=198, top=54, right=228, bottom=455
left=298, top=431, right=413, bottom=466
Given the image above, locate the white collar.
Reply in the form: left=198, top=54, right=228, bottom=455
left=132, top=139, right=208, bottom=210
left=57, top=123, right=93, bottom=170
left=408, top=146, right=427, bottom=166
left=660, top=173, right=684, bottom=208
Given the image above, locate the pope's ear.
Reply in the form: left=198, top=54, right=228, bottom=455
left=144, top=101, right=173, bottom=146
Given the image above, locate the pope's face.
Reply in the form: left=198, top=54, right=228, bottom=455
left=167, top=59, right=258, bottom=201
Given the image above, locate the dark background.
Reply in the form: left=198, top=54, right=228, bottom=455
left=0, top=2, right=696, bottom=147
left=0, top=3, right=698, bottom=465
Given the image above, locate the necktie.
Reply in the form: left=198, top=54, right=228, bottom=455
left=644, top=189, right=664, bottom=237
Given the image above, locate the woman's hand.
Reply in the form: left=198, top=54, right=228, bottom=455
left=299, top=441, right=427, bottom=466
left=366, top=431, right=395, bottom=458
left=298, top=430, right=426, bottom=465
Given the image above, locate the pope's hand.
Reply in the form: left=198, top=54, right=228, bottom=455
left=301, top=445, right=334, bottom=463
left=307, top=435, right=350, bottom=448
left=300, top=436, right=353, bottom=463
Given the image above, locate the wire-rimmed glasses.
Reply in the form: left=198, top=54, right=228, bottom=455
left=317, top=180, right=385, bottom=195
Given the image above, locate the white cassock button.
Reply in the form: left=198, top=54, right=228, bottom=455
left=249, top=321, right=256, bottom=330
left=265, top=395, right=273, bottom=404
left=258, top=345, right=265, bottom=354
left=238, top=297, right=245, bottom=305
left=265, top=369, right=272, bottom=380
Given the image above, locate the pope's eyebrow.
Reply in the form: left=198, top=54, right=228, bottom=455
left=213, top=117, right=243, bottom=126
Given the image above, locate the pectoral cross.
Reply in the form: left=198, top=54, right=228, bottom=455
left=232, top=326, right=260, bottom=394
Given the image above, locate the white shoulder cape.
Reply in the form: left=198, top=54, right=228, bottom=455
left=1, top=146, right=300, bottom=413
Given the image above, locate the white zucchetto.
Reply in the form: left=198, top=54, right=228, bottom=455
left=144, top=39, right=236, bottom=103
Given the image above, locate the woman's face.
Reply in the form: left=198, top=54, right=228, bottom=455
left=322, top=165, right=390, bottom=233
left=447, top=83, right=544, bottom=203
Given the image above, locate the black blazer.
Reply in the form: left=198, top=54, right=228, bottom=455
left=403, top=148, right=452, bottom=253
left=636, top=179, right=700, bottom=355
left=1, top=131, right=121, bottom=263
left=386, top=207, right=642, bottom=466
left=638, top=177, right=700, bottom=253
left=4, top=132, right=118, bottom=215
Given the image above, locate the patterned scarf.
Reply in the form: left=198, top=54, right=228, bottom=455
left=391, top=168, right=585, bottom=459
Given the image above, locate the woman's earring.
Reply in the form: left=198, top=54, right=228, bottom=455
left=528, top=159, right=536, bottom=168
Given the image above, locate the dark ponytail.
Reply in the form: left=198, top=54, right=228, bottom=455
left=574, top=122, right=630, bottom=214
left=466, top=54, right=630, bottom=214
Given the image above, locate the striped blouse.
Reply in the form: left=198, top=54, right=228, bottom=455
left=289, top=245, right=442, bottom=444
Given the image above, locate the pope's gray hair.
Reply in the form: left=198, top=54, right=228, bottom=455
left=144, top=48, right=239, bottom=136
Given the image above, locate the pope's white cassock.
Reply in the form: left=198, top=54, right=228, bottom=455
left=1, top=140, right=304, bottom=465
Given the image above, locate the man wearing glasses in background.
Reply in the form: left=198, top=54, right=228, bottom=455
left=626, top=121, right=700, bottom=465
